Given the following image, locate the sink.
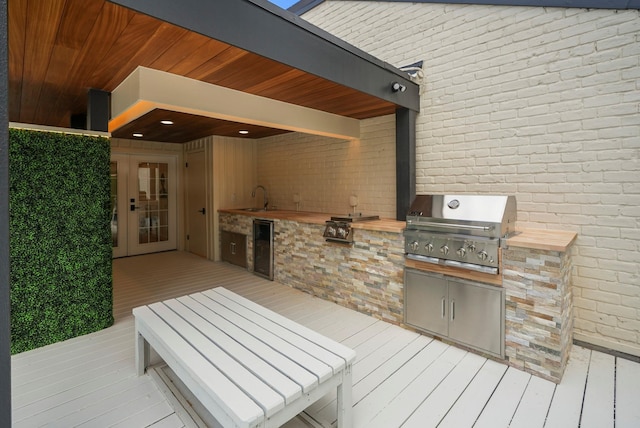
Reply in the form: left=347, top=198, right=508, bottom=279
left=240, top=207, right=267, bottom=212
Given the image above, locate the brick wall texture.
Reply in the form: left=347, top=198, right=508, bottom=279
left=296, top=2, right=640, bottom=356
left=256, top=115, right=396, bottom=218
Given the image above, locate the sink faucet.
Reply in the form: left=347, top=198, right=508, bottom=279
left=251, top=185, right=268, bottom=210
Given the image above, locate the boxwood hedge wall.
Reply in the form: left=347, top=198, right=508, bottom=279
left=9, top=129, right=113, bottom=354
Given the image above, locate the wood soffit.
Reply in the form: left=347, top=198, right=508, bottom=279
left=9, top=0, right=398, bottom=142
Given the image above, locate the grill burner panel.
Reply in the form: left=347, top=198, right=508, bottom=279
left=323, top=213, right=380, bottom=243
left=405, top=231, right=499, bottom=265
left=404, top=195, right=516, bottom=274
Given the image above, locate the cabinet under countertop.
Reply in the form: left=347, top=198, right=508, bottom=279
left=220, top=230, right=247, bottom=268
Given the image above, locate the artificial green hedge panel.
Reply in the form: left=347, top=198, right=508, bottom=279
left=9, top=129, right=113, bottom=354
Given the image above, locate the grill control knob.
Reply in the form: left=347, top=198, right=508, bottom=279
left=456, top=247, right=466, bottom=257
left=467, top=243, right=476, bottom=252
left=478, top=250, right=489, bottom=261
left=425, top=243, right=434, bottom=253
left=409, top=241, right=420, bottom=252
left=440, top=245, right=449, bottom=255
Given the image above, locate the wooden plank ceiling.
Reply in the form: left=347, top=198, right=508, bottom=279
left=8, top=0, right=397, bottom=142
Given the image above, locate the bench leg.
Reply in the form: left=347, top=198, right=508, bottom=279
left=135, top=327, right=150, bottom=376
left=337, top=364, right=353, bottom=427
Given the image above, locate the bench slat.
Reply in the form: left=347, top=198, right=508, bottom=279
left=163, top=298, right=303, bottom=404
left=148, top=302, right=286, bottom=417
left=191, top=293, right=334, bottom=383
left=214, top=287, right=357, bottom=365
left=133, top=306, right=263, bottom=427
left=177, top=295, right=318, bottom=394
left=203, top=289, right=347, bottom=375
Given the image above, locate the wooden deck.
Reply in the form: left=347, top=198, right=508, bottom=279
left=11, top=251, right=640, bottom=427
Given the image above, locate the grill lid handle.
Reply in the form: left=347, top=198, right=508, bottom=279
left=407, top=220, right=494, bottom=232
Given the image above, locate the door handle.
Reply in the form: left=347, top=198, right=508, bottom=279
left=230, top=242, right=236, bottom=255
left=450, top=300, right=455, bottom=322
left=198, top=208, right=206, bottom=215
left=441, top=298, right=446, bottom=319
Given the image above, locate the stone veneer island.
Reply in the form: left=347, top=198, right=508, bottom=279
left=219, top=209, right=576, bottom=383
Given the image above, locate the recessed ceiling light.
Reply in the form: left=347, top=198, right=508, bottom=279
left=239, top=130, right=249, bottom=135
left=160, top=120, right=174, bottom=125
left=133, top=133, right=143, bottom=138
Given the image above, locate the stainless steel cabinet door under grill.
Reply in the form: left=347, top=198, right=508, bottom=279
left=447, top=279, right=504, bottom=357
left=404, top=268, right=504, bottom=358
left=405, top=269, right=448, bottom=337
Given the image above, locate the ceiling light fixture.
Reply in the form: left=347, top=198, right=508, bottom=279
left=160, top=120, right=174, bottom=125
left=239, top=130, right=249, bottom=135
left=133, top=133, right=143, bottom=137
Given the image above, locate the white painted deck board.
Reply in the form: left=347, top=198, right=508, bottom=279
left=474, top=367, right=531, bottom=428
left=340, top=320, right=393, bottom=350
left=509, top=375, right=556, bottom=428
left=437, top=358, right=508, bottom=428
left=350, top=327, right=422, bottom=385
left=305, top=328, right=428, bottom=421
left=401, top=351, right=487, bottom=427
left=581, top=350, right=615, bottom=428
left=351, top=340, right=452, bottom=428
left=368, top=346, right=469, bottom=428
left=616, top=357, right=640, bottom=428
left=544, top=345, right=591, bottom=428
left=10, top=251, right=636, bottom=428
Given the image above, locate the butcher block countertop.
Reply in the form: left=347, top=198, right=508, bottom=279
left=220, top=209, right=577, bottom=250
left=506, top=229, right=577, bottom=252
left=219, top=208, right=405, bottom=233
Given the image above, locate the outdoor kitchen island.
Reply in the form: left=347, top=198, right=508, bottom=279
left=219, top=209, right=577, bottom=383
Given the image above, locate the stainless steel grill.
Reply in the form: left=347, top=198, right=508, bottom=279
left=404, top=195, right=516, bottom=274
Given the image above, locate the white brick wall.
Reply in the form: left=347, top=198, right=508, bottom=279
left=257, top=115, right=396, bottom=218
left=302, top=2, right=640, bottom=356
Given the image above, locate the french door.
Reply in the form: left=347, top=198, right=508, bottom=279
left=111, top=154, right=177, bottom=258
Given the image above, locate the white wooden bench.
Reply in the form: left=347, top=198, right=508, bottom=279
left=133, top=287, right=356, bottom=428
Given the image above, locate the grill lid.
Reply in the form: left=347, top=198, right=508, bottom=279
left=406, top=194, right=516, bottom=238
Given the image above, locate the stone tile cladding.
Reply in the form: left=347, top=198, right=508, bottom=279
left=274, top=220, right=406, bottom=325
left=502, top=246, right=574, bottom=383
left=220, top=213, right=406, bottom=324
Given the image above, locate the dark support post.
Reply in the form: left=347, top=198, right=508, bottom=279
left=396, top=108, right=416, bottom=221
left=0, top=0, right=12, bottom=424
left=87, top=89, right=110, bottom=132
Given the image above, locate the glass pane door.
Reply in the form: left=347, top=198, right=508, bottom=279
left=110, top=153, right=177, bottom=257
left=136, top=162, right=169, bottom=244
left=128, top=156, right=177, bottom=256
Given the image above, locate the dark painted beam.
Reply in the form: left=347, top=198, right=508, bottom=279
left=108, top=0, right=419, bottom=112
left=0, top=0, right=11, bottom=425
left=396, top=108, right=416, bottom=221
